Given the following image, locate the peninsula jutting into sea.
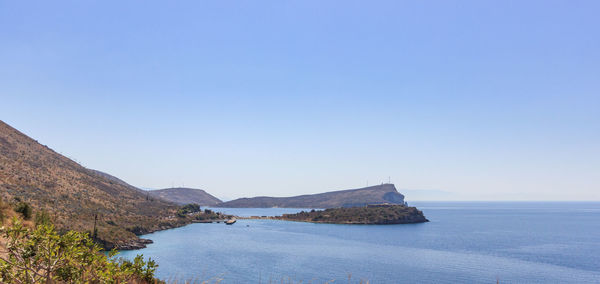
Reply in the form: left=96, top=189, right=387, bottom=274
left=0, top=120, right=427, bottom=250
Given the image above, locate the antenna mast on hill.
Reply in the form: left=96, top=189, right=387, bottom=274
left=388, top=176, right=391, bottom=184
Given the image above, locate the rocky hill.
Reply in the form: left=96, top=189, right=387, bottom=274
left=148, top=187, right=222, bottom=206
left=0, top=120, right=190, bottom=249
left=217, top=184, right=405, bottom=208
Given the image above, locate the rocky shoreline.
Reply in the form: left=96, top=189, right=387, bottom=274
left=114, top=238, right=154, bottom=250
left=110, top=221, right=193, bottom=250
left=112, top=218, right=232, bottom=250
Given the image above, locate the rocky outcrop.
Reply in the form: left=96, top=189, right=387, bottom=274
left=276, top=205, right=428, bottom=225
left=114, top=238, right=154, bottom=250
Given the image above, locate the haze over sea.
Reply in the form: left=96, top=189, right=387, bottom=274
left=120, top=202, right=600, bottom=283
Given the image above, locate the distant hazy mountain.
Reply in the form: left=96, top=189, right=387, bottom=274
left=148, top=187, right=222, bottom=206
left=0, top=120, right=186, bottom=249
left=217, top=184, right=405, bottom=208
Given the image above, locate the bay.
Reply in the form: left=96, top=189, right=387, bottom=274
left=119, top=202, right=600, bottom=283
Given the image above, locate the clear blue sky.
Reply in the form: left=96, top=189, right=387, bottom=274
left=1, top=1, right=598, bottom=200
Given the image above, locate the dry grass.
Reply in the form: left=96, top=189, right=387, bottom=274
left=0, top=120, right=191, bottom=249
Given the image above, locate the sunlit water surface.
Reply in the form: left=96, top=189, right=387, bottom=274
left=119, top=202, right=600, bottom=283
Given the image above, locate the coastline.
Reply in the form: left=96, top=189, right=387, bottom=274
left=239, top=215, right=429, bottom=224
left=120, top=206, right=428, bottom=250
left=116, top=218, right=233, bottom=250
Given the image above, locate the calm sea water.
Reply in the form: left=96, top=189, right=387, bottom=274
left=119, top=202, right=600, bottom=283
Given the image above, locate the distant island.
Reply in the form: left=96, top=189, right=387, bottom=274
left=148, top=187, right=222, bottom=206
left=217, top=183, right=406, bottom=208
left=273, top=204, right=428, bottom=224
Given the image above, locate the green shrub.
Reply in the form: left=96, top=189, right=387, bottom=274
left=14, top=202, right=32, bottom=220
left=0, top=218, right=159, bottom=283
left=176, top=203, right=201, bottom=218
left=179, top=204, right=200, bottom=214
left=34, top=209, right=52, bottom=226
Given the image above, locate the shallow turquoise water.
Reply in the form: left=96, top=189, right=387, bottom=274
left=119, top=202, right=600, bottom=283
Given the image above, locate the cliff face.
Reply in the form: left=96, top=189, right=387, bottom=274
left=0, top=120, right=186, bottom=249
left=148, top=187, right=222, bottom=206
left=217, top=184, right=405, bottom=208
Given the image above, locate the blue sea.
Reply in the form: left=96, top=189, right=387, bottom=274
left=119, top=202, right=600, bottom=283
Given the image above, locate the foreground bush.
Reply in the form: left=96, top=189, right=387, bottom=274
left=0, top=218, right=159, bottom=283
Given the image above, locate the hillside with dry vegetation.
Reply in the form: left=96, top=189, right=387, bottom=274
left=0, top=120, right=192, bottom=249
left=149, top=187, right=222, bottom=206
left=218, top=183, right=406, bottom=208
